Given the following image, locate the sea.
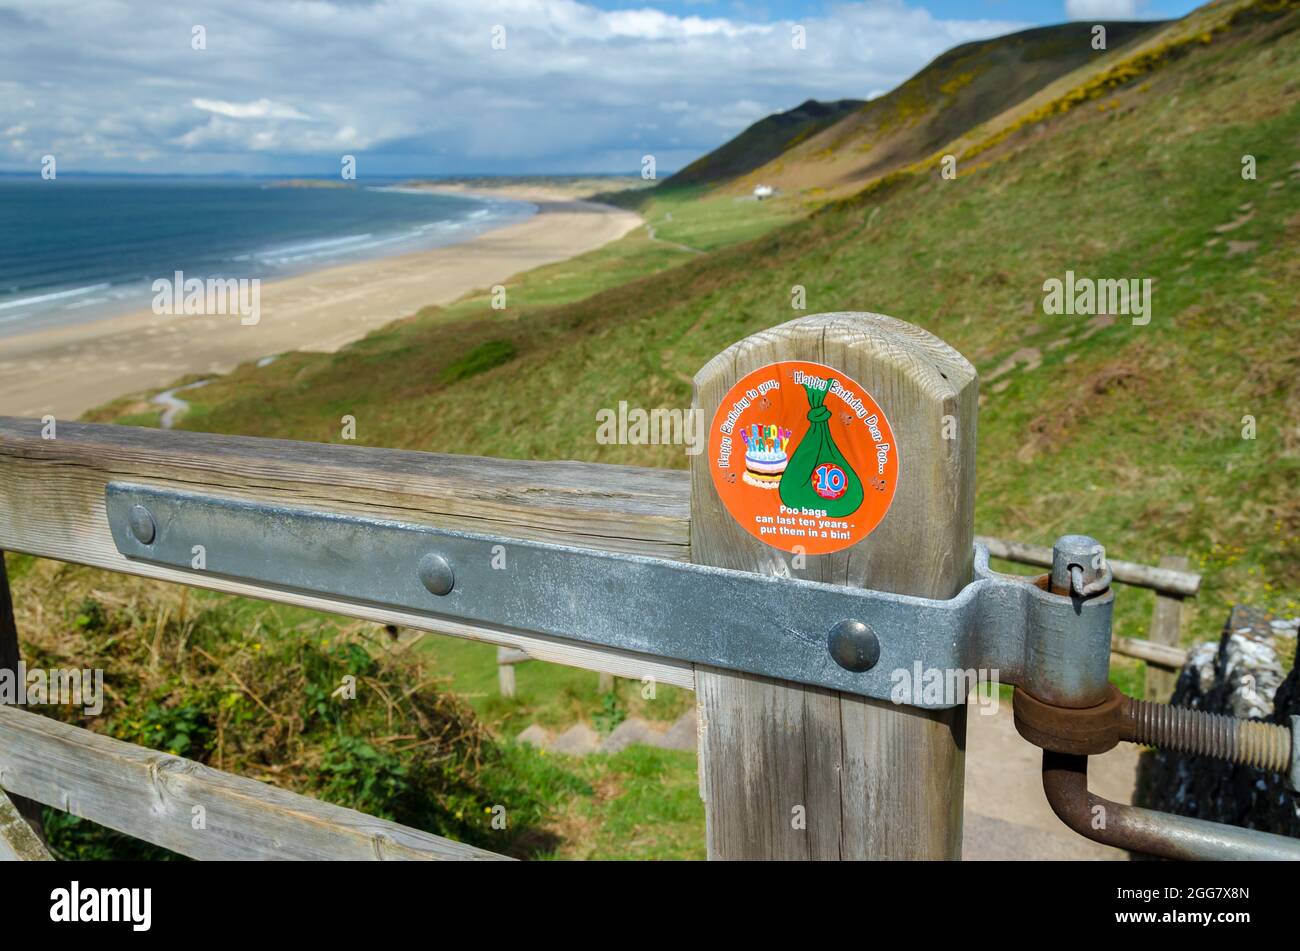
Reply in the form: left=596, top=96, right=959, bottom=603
left=0, top=176, right=535, bottom=338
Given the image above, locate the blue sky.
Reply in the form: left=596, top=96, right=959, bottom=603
left=0, top=0, right=1200, bottom=176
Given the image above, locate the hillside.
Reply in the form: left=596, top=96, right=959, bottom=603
left=667, top=98, right=864, bottom=188
left=697, top=20, right=1164, bottom=199
left=69, top=0, right=1300, bottom=856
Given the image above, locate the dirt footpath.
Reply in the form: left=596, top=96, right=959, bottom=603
left=962, top=702, right=1141, bottom=860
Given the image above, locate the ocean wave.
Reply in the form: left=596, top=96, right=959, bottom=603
left=0, top=282, right=112, bottom=313
left=256, top=232, right=377, bottom=258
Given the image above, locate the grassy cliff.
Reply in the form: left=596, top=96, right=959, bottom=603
left=682, top=20, right=1164, bottom=199
left=666, top=98, right=865, bottom=189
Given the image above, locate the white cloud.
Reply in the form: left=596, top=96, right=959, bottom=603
left=1064, top=0, right=1139, bottom=18
left=604, top=9, right=753, bottom=39
left=0, top=0, right=1031, bottom=174
left=192, top=98, right=311, bottom=121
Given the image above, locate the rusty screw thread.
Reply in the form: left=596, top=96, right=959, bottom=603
left=1121, top=697, right=1292, bottom=773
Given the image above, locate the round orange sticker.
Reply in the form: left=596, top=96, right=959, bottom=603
left=707, top=360, right=899, bottom=555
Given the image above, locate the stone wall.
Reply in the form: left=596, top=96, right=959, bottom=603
left=1135, top=605, right=1299, bottom=835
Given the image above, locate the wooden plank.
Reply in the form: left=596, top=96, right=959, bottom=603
left=0, top=704, right=506, bottom=861
left=498, top=663, right=517, bottom=697
left=691, top=312, right=975, bottom=859
left=1113, top=633, right=1186, bottom=671
left=496, top=646, right=520, bottom=697
left=0, top=786, right=53, bottom=861
left=496, top=647, right=532, bottom=666
left=1144, top=554, right=1190, bottom=698
left=977, top=535, right=1200, bottom=596
left=0, top=418, right=694, bottom=690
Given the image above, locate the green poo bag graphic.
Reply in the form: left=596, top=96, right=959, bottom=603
left=779, top=379, right=864, bottom=517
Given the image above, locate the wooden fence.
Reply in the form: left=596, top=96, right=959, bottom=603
left=0, top=312, right=1202, bottom=861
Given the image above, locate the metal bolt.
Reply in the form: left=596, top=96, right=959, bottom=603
left=128, top=504, right=156, bottom=545
left=827, top=619, right=880, bottom=673
left=418, top=553, right=454, bottom=596
left=1051, top=534, right=1111, bottom=597
left=1122, top=696, right=1293, bottom=774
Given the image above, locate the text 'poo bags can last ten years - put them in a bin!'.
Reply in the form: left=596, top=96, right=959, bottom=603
left=706, top=360, right=899, bottom=556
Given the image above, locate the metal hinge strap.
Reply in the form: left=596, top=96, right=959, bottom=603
left=104, top=482, right=1112, bottom=707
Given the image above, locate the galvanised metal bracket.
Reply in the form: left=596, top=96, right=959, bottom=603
left=104, top=482, right=1113, bottom=708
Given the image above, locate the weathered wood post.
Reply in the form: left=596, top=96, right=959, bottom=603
left=496, top=646, right=519, bottom=698
left=1145, top=554, right=1189, bottom=701
left=690, top=312, right=977, bottom=859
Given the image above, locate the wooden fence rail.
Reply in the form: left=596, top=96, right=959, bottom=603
left=1112, top=633, right=1187, bottom=671
left=0, top=786, right=52, bottom=861
left=0, top=417, right=695, bottom=691
left=0, top=705, right=504, bottom=861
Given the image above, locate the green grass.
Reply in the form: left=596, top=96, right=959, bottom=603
left=535, top=746, right=705, bottom=860
left=685, top=20, right=1166, bottom=200
left=9, top=555, right=705, bottom=860
left=641, top=186, right=802, bottom=251
left=440, top=339, right=518, bottom=384
left=410, top=632, right=694, bottom=735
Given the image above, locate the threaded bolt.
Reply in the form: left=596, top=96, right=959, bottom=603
left=1121, top=697, right=1293, bottom=774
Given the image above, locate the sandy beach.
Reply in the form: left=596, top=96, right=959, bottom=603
left=0, top=185, right=642, bottom=419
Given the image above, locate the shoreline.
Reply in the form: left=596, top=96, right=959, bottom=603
left=0, top=186, right=535, bottom=342
left=0, top=185, right=642, bottom=419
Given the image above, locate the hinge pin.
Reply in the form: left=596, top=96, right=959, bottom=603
left=1050, top=533, right=1112, bottom=597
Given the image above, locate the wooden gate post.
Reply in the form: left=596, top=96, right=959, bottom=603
left=690, top=312, right=978, bottom=859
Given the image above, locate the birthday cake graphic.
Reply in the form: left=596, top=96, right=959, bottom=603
left=741, top=423, right=792, bottom=489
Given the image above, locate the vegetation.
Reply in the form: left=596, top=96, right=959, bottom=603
left=37, top=0, right=1300, bottom=858
left=666, top=98, right=864, bottom=188
left=5, top=553, right=703, bottom=860
left=707, top=19, right=1165, bottom=199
